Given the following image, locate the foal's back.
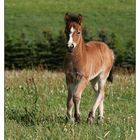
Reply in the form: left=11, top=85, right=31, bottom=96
left=85, top=41, right=114, bottom=73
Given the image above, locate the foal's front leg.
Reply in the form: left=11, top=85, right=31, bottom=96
left=66, top=83, right=75, bottom=123
left=73, top=77, right=88, bottom=122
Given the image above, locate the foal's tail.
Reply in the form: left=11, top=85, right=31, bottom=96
left=107, top=50, right=115, bottom=83
left=107, top=67, right=113, bottom=83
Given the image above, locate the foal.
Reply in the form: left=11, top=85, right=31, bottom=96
left=64, top=13, right=114, bottom=124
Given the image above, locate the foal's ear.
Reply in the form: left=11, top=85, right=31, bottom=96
left=64, top=13, right=70, bottom=24
left=78, top=14, right=82, bottom=25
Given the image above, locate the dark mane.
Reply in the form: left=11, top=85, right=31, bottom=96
left=67, top=13, right=79, bottom=23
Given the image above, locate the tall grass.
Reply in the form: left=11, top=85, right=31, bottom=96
left=5, top=70, right=135, bottom=139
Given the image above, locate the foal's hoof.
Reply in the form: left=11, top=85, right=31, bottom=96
left=87, top=111, right=94, bottom=125
left=74, top=114, right=81, bottom=123
left=97, top=116, right=104, bottom=124
left=65, top=116, right=74, bottom=124
left=87, top=117, right=94, bottom=125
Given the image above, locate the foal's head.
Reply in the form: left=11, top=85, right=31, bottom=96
left=64, top=13, right=83, bottom=53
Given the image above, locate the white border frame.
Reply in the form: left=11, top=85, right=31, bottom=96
left=136, top=0, right=139, bottom=140
left=0, top=0, right=4, bottom=139
left=1, top=0, right=137, bottom=140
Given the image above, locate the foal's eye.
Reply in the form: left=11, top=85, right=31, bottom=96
left=77, top=32, right=80, bottom=35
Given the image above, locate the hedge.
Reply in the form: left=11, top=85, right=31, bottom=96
left=5, top=27, right=135, bottom=70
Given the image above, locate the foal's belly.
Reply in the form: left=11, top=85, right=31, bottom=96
left=88, top=70, right=102, bottom=81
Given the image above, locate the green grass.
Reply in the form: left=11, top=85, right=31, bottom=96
left=5, top=70, right=135, bottom=140
left=5, top=0, right=135, bottom=46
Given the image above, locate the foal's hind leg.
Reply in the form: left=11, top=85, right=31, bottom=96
left=87, top=75, right=107, bottom=124
left=87, top=78, right=99, bottom=124
left=91, top=80, right=104, bottom=122
left=98, top=99, right=104, bottom=123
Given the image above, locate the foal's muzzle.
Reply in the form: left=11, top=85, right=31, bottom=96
left=67, top=44, right=74, bottom=52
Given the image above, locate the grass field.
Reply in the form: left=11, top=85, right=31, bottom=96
left=5, top=70, right=135, bottom=140
left=5, top=0, right=135, bottom=46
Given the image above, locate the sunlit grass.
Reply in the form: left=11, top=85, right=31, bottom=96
left=5, top=70, right=135, bottom=139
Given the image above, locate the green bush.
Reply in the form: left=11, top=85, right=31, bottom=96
left=5, top=28, right=135, bottom=70
left=96, top=30, right=135, bottom=68
left=121, top=38, right=135, bottom=68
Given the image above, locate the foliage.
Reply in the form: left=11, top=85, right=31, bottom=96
left=96, top=30, right=135, bottom=68
left=122, top=38, right=135, bottom=68
left=5, top=28, right=135, bottom=70
left=5, top=30, right=67, bottom=70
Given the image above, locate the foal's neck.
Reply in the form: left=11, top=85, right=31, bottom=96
left=73, top=37, right=85, bottom=58
left=71, top=37, right=86, bottom=69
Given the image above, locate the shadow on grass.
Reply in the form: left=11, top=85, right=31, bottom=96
left=6, top=108, right=66, bottom=126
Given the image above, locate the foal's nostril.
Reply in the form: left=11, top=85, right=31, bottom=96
left=70, top=44, right=74, bottom=49
left=67, top=43, right=74, bottom=52
left=67, top=43, right=74, bottom=49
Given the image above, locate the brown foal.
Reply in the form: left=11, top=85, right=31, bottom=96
left=64, top=13, right=114, bottom=124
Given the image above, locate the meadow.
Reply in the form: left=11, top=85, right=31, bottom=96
left=5, top=70, right=135, bottom=140
left=5, top=0, right=135, bottom=45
